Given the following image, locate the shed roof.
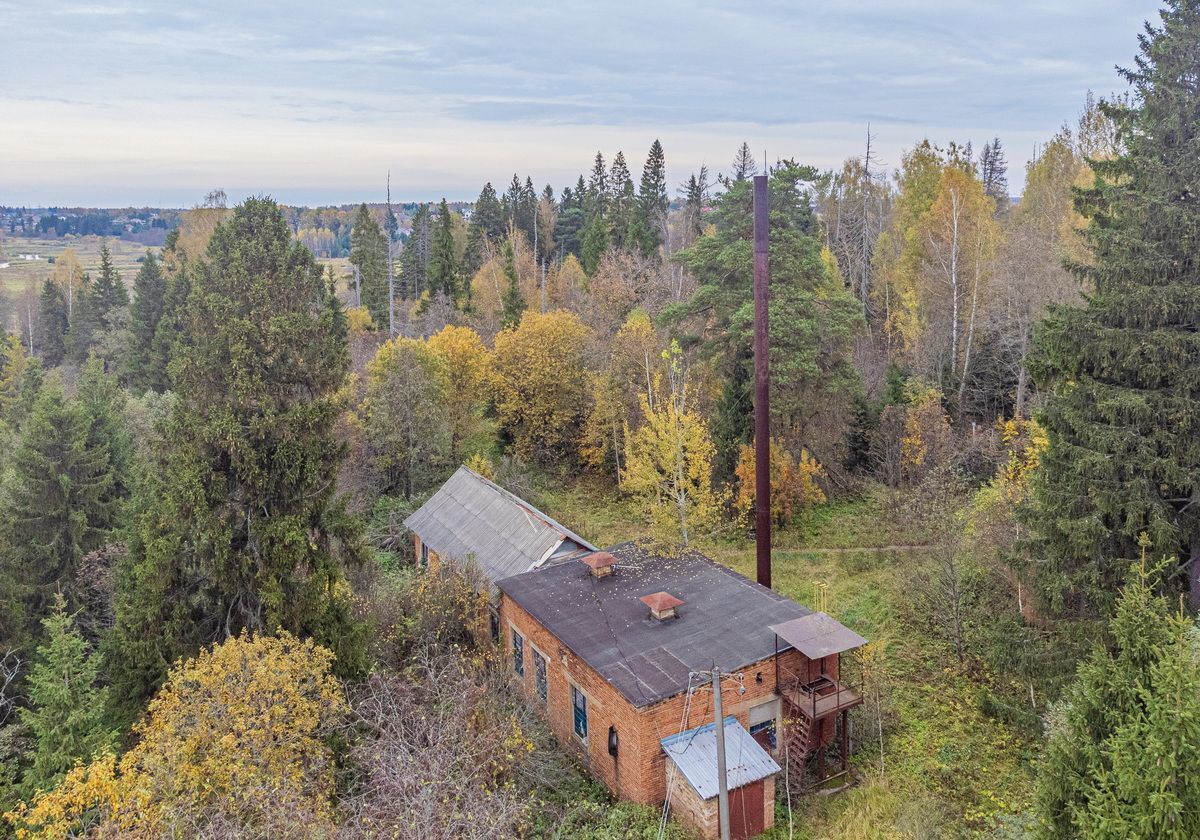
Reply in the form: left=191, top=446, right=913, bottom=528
left=496, top=542, right=812, bottom=707
left=769, top=612, right=868, bottom=659
left=661, top=717, right=781, bottom=800
left=404, top=466, right=596, bottom=585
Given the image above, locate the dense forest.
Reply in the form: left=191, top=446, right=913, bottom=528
left=1, top=2, right=1199, bottom=838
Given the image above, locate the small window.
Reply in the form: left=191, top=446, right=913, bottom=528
left=511, top=629, right=524, bottom=677
left=571, top=684, right=588, bottom=741
left=534, top=650, right=548, bottom=703
left=750, top=719, right=777, bottom=751
left=419, top=542, right=429, bottom=568
left=489, top=608, right=500, bottom=643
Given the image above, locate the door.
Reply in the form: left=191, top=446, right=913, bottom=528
left=725, top=780, right=765, bottom=840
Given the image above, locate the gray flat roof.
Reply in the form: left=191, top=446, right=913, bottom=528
left=769, top=612, right=867, bottom=659
left=404, top=466, right=596, bottom=585
left=496, top=541, right=811, bottom=708
left=662, top=716, right=781, bottom=799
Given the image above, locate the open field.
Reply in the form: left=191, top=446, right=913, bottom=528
left=538, top=481, right=1037, bottom=838
left=0, top=234, right=152, bottom=292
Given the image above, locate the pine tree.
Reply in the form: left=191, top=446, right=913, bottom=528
left=1026, top=1, right=1200, bottom=613
left=499, top=239, right=526, bottom=330
left=1033, top=559, right=1200, bottom=839
left=0, top=379, right=115, bottom=646
left=349, top=203, right=388, bottom=325
left=671, top=161, right=864, bottom=478
left=37, top=279, right=68, bottom=367
left=107, top=198, right=365, bottom=719
left=125, top=252, right=167, bottom=392
left=19, top=593, right=115, bottom=797
left=732, top=141, right=757, bottom=181
left=428, top=199, right=461, bottom=305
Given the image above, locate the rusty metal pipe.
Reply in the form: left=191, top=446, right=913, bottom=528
left=753, top=174, right=771, bottom=590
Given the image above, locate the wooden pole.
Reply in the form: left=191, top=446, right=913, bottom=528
left=753, top=173, right=771, bottom=590
left=712, top=669, right=731, bottom=840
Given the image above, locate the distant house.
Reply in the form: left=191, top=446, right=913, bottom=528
left=497, top=542, right=867, bottom=839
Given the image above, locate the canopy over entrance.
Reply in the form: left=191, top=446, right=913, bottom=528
left=769, top=612, right=867, bottom=659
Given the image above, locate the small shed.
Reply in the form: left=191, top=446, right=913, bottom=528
left=662, top=717, right=780, bottom=840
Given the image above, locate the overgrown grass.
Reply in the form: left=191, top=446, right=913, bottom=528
left=535, top=482, right=1037, bottom=838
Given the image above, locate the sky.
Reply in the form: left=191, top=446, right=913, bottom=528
left=0, top=1, right=1158, bottom=208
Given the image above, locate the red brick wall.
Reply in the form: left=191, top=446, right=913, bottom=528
left=500, top=593, right=809, bottom=810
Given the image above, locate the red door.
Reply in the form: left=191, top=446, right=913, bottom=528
left=725, top=780, right=765, bottom=840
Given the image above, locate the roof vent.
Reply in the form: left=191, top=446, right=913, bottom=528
left=641, top=592, right=684, bottom=621
left=582, top=551, right=619, bottom=578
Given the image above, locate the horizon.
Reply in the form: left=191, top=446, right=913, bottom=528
left=0, top=1, right=1155, bottom=207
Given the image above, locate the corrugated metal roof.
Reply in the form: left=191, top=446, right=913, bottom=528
left=496, top=542, right=812, bottom=707
left=403, top=466, right=596, bottom=585
left=661, top=716, right=781, bottom=800
left=769, top=612, right=868, bottom=659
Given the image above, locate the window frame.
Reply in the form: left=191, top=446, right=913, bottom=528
left=570, top=683, right=588, bottom=742
left=511, top=627, right=525, bottom=677
left=419, top=541, right=429, bottom=568
left=532, top=647, right=548, bottom=703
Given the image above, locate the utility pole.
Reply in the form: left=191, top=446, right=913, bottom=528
left=753, top=173, right=771, bottom=590
left=711, top=668, right=731, bottom=840
left=386, top=171, right=396, bottom=337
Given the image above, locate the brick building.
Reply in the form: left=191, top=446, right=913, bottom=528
left=497, top=541, right=867, bottom=839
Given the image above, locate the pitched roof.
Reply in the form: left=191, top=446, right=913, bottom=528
left=404, top=466, right=596, bottom=585
left=661, top=717, right=781, bottom=799
left=496, top=541, right=812, bottom=708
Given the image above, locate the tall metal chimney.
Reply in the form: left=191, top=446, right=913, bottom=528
left=753, top=174, right=771, bottom=590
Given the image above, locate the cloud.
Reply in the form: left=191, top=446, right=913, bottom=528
left=0, top=0, right=1155, bottom=205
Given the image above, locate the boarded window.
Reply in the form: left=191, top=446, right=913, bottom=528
left=512, top=629, right=524, bottom=677
left=534, top=650, right=548, bottom=703
left=419, top=542, right=429, bottom=568
left=571, top=684, right=588, bottom=741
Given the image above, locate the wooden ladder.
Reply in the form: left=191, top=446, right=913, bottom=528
left=785, top=714, right=812, bottom=791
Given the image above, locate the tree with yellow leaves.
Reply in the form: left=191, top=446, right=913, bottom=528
left=426, top=324, right=491, bottom=463
left=6, top=632, right=346, bottom=839
left=490, top=310, right=590, bottom=464
left=622, top=343, right=722, bottom=548
left=733, top=439, right=826, bottom=529
left=49, top=248, right=84, bottom=321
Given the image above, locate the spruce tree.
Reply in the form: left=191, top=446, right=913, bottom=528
left=36, top=280, right=68, bottom=367
left=631, top=139, right=668, bottom=257
left=0, top=379, right=115, bottom=646
left=399, top=203, right=430, bottom=298
left=428, top=199, right=461, bottom=305
left=465, top=182, right=504, bottom=275
left=348, top=203, right=388, bottom=325
left=1033, top=559, right=1200, bottom=839
left=608, top=151, right=635, bottom=249
left=579, top=213, right=609, bottom=275
left=554, top=182, right=586, bottom=260
left=108, top=198, right=365, bottom=719
left=125, top=252, right=166, bottom=392
left=1027, top=1, right=1200, bottom=613
left=91, top=242, right=129, bottom=329
left=499, top=239, right=526, bottom=330
left=65, top=274, right=99, bottom=363
left=19, top=593, right=115, bottom=797
left=978, top=136, right=1009, bottom=212
left=145, top=266, right=190, bottom=392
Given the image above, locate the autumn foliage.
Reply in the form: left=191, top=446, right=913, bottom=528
left=7, top=633, right=346, bottom=839
left=733, top=439, right=827, bottom=528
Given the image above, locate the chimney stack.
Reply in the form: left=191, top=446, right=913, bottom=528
left=753, top=174, right=772, bottom=590
left=581, top=552, right=618, bottom=578
left=640, top=592, right=684, bottom=621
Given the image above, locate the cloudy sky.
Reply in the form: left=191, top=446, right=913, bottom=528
left=0, top=1, right=1156, bottom=207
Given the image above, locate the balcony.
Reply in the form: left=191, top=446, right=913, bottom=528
left=781, top=675, right=863, bottom=720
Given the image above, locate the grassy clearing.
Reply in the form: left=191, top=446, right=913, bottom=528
left=537, top=485, right=1036, bottom=838
left=0, top=234, right=153, bottom=292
